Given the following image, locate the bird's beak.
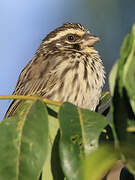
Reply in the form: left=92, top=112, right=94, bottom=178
left=82, top=33, right=100, bottom=47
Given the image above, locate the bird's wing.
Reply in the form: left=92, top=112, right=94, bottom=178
left=5, top=54, right=59, bottom=118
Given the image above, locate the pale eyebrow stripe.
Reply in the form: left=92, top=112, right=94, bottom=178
left=43, top=29, right=85, bottom=44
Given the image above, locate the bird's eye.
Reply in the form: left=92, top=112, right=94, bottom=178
left=67, top=35, right=75, bottom=42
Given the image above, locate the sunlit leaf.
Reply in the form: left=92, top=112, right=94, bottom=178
left=109, top=62, right=118, bottom=96
left=123, top=24, right=135, bottom=101
left=82, top=146, right=118, bottom=180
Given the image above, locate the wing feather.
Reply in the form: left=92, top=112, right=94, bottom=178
left=5, top=54, right=59, bottom=118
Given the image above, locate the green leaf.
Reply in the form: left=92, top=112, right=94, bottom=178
left=109, top=62, right=118, bottom=96
left=111, top=24, right=135, bottom=138
left=116, top=30, right=132, bottom=92
left=121, top=145, right=135, bottom=174
left=42, top=105, right=62, bottom=180
left=110, top=23, right=135, bottom=174
left=51, top=130, right=65, bottom=180
left=110, top=24, right=135, bottom=142
left=82, top=146, right=118, bottom=180
left=108, top=28, right=133, bottom=96
left=0, top=100, right=48, bottom=180
left=120, top=33, right=132, bottom=61
left=130, top=99, right=135, bottom=115
left=111, top=86, right=135, bottom=143
left=123, top=24, right=135, bottom=100
left=59, top=102, right=108, bottom=180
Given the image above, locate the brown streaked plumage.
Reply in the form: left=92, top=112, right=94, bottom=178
left=5, top=22, right=105, bottom=118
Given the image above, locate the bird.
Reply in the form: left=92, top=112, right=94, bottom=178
left=5, top=22, right=105, bottom=118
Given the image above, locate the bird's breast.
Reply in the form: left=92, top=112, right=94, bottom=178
left=45, top=52, right=105, bottom=110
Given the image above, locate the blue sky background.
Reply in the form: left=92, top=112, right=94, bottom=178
left=0, top=0, right=135, bottom=120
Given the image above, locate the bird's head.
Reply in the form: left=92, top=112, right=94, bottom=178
left=41, top=22, right=100, bottom=54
